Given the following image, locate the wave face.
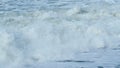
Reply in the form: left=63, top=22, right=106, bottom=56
left=1, top=0, right=120, bottom=68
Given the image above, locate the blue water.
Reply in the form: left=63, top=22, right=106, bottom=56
left=0, top=0, right=118, bottom=12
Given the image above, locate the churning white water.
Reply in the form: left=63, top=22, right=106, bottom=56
left=0, top=0, right=120, bottom=68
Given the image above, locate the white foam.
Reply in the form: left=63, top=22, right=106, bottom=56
left=1, top=1, right=120, bottom=67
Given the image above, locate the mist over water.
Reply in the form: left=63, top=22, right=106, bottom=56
left=0, top=0, right=120, bottom=68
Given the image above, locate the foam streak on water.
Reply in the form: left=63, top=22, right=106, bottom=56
left=0, top=0, right=120, bottom=68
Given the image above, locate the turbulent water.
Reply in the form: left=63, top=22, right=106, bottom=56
left=1, top=0, right=120, bottom=68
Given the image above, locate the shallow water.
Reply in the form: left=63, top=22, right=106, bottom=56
left=0, top=0, right=120, bottom=68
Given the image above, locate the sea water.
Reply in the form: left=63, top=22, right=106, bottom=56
left=0, top=0, right=120, bottom=68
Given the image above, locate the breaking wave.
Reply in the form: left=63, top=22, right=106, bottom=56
left=0, top=0, right=120, bottom=68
